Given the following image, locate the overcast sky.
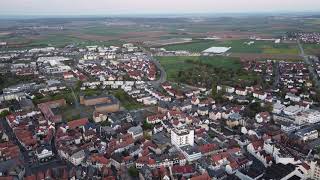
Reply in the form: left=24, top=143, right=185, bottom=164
left=1, top=0, right=320, bottom=15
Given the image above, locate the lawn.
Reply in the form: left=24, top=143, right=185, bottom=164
left=157, top=56, right=242, bottom=82
left=111, top=89, right=144, bottom=110
left=161, top=39, right=299, bottom=55
left=157, top=56, right=264, bottom=88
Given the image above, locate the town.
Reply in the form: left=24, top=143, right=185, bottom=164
left=1, top=12, right=320, bottom=180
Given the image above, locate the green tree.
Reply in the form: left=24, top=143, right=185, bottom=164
left=0, top=110, right=10, bottom=118
left=142, top=120, right=153, bottom=130
left=211, top=80, right=218, bottom=98
left=128, top=166, right=139, bottom=177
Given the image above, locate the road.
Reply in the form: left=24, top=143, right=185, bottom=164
left=140, top=47, right=167, bottom=87
left=149, top=56, right=167, bottom=87
left=272, top=61, right=280, bottom=89
left=297, top=40, right=320, bottom=88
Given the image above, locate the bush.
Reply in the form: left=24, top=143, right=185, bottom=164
left=128, top=166, right=139, bottom=177
left=0, top=110, right=10, bottom=118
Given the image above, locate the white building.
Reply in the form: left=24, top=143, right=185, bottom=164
left=202, top=47, right=231, bottom=55
left=36, top=148, right=53, bottom=161
left=294, top=109, right=320, bottom=124
left=70, top=150, right=86, bottom=166
left=171, top=127, right=194, bottom=147
left=309, top=161, right=320, bottom=180
left=295, top=127, right=319, bottom=142
left=273, top=103, right=285, bottom=114
left=283, top=105, right=303, bottom=116
left=285, top=93, right=301, bottom=102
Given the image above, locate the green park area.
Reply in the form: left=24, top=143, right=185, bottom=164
left=111, top=89, right=144, bottom=110
left=157, top=56, right=263, bottom=88
left=161, top=39, right=300, bottom=54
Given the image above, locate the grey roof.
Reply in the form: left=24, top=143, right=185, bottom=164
left=127, top=126, right=143, bottom=135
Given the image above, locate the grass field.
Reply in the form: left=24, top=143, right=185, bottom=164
left=302, top=44, right=320, bottom=55
left=157, top=56, right=242, bottom=81
left=157, top=56, right=262, bottom=87
left=161, top=39, right=299, bottom=55
left=111, top=89, right=144, bottom=110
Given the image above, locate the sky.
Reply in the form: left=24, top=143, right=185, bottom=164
left=1, top=0, right=320, bottom=16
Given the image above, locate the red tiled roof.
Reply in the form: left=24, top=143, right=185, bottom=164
left=67, top=118, right=89, bottom=129
left=190, top=173, right=211, bottom=180
left=172, top=165, right=194, bottom=174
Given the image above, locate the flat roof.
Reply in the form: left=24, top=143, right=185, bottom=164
left=202, top=47, right=231, bottom=54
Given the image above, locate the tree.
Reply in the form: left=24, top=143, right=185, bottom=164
left=142, top=120, right=153, bottom=130
left=143, top=132, right=151, bottom=140
left=211, top=80, right=218, bottom=98
left=244, top=102, right=262, bottom=118
left=0, top=110, right=10, bottom=118
left=128, top=166, right=139, bottom=177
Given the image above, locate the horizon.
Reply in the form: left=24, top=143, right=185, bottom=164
left=1, top=11, right=320, bottom=20
left=1, top=0, right=320, bottom=17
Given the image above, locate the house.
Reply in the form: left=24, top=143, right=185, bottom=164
left=70, top=150, right=86, bottom=166
left=127, top=126, right=143, bottom=139
left=93, top=111, right=108, bottom=123
left=146, top=114, right=166, bottom=124
left=273, top=103, right=285, bottom=114
left=253, top=91, right=267, bottom=100
left=172, top=165, right=195, bottom=178
left=285, top=93, right=301, bottom=102
left=226, top=113, right=242, bottom=128
left=255, top=112, right=271, bottom=123
left=295, top=127, right=319, bottom=142
left=63, top=72, right=74, bottom=79
left=35, top=146, right=53, bottom=162
left=153, top=125, right=164, bottom=134
left=88, top=154, right=111, bottom=169
left=235, top=88, right=248, bottom=96
left=67, top=118, right=89, bottom=130
left=191, top=97, right=200, bottom=105
left=209, top=110, right=222, bottom=121
left=197, top=107, right=209, bottom=116
left=217, top=85, right=235, bottom=94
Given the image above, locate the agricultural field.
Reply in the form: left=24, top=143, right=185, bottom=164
left=161, top=39, right=300, bottom=55
left=302, top=44, right=320, bottom=55
left=0, top=34, right=124, bottom=49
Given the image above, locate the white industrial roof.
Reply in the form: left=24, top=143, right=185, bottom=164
left=202, top=46, right=231, bottom=54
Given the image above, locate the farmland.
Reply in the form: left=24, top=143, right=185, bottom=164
left=302, top=44, right=320, bottom=55
left=161, top=39, right=300, bottom=55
